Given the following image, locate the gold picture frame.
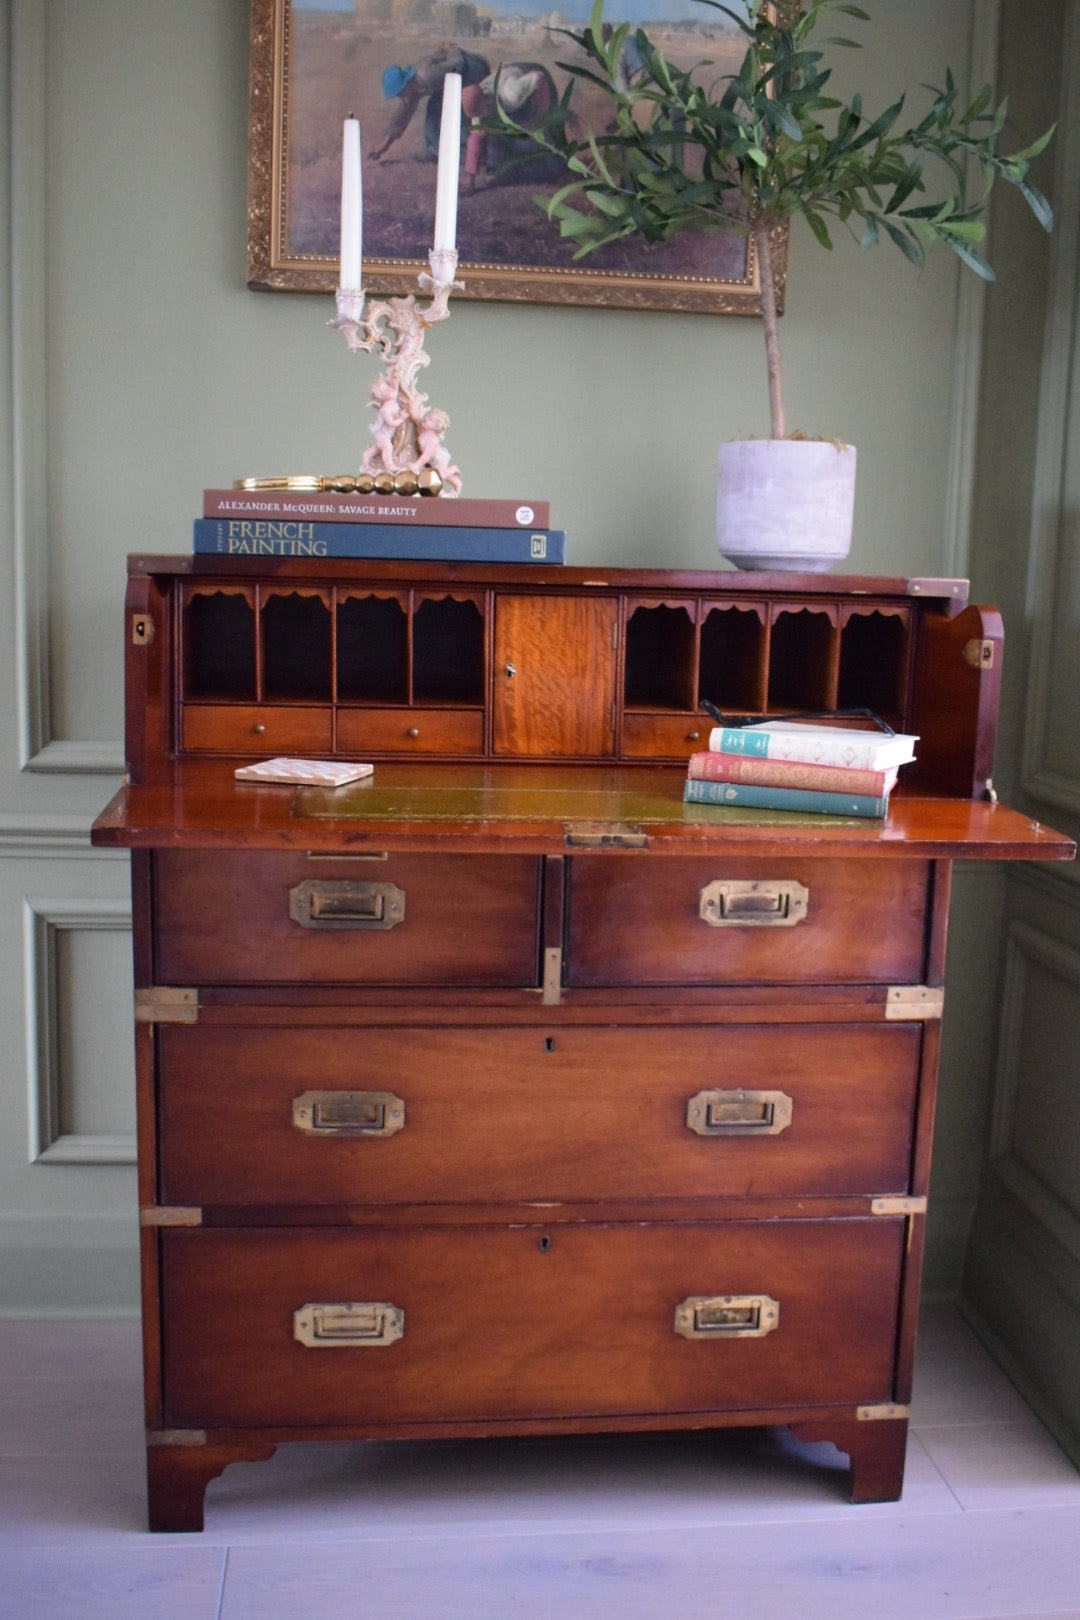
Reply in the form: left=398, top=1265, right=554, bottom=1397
left=246, top=0, right=787, bottom=315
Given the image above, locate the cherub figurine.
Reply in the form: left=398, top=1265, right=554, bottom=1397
left=363, top=371, right=413, bottom=472
left=412, top=408, right=462, bottom=496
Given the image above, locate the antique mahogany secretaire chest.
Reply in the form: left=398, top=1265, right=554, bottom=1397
left=91, top=555, right=1074, bottom=1531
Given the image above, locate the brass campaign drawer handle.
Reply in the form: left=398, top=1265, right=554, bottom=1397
left=685, top=1089, right=793, bottom=1137
left=292, top=1090, right=405, bottom=1138
left=288, top=879, right=405, bottom=930
left=293, top=1302, right=404, bottom=1348
left=674, top=1294, right=780, bottom=1340
left=698, top=879, right=809, bottom=927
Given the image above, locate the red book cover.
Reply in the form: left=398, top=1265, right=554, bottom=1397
left=204, top=490, right=550, bottom=529
left=687, top=750, right=900, bottom=798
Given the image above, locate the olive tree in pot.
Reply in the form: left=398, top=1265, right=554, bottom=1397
left=495, top=0, right=1053, bottom=569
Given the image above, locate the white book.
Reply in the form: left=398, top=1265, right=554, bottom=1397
left=707, top=721, right=918, bottom=772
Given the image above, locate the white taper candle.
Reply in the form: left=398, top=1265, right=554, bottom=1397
left=433, top=72, right=462, bottom=254
left=339, top=117, right=363, bottom=291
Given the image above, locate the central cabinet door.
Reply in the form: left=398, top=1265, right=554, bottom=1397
left=493, top=594, right=618, bottom=757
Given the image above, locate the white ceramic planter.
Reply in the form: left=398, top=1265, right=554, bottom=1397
left=717, top=439, right=857, bottom=572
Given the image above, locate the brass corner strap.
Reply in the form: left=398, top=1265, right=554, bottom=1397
left=885, top=986, right=944, bottom=1021
left=870, top=1195, right=928, bottom=1217
left=134, top=987, right=198, bottom=1024
left=857, top=1403, right=910, bottom=1422
left=963, top=637, right=996, bottom=670
left=140, top=1207, right=203, bottom=1227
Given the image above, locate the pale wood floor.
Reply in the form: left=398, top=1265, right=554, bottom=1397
left=1, top=1305, right=1079, bottom=1619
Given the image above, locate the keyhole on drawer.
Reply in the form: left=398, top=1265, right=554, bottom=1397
left=538, top=1234, right=551, bottom=1253
left=544, top=1037, right=555, bottom=1053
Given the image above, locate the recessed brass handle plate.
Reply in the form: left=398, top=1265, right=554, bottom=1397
left=699, top=879, right=809, bottom=927
left=292, top=1090, right=405, bottom=1137
left=685, top=1089, right=793, bottom=1136
left=674, top=1294, right=780, bottom=1340
left=288, top=879, right=405, bottom=929
left=293, top=1302, right=404, bottom=1348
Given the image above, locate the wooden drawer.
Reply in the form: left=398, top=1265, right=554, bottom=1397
left=181, top=703, right=333, bottom=754
left=152, top=852, right=541, bottom=986
left=567, top=857, right=929, bottom=986
left=335, top=707, right=484, bottom=755
left=160, top=1218, right=904, bottom=1427
left=621, top=712, right=708, bottom=758
left=157, top=1022, right=921, bottom=1206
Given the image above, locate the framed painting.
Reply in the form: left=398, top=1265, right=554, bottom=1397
left=246, top=0, right=787, bottom=314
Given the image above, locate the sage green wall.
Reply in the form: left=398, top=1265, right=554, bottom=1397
left=2, top=0, right=1035, bottom=1310
left=960, top=0, right=1080, bottom=1468
left=49, top=0, right=970, bottom=751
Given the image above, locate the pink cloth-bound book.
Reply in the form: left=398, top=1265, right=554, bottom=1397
left=687, top=750, right=901, bottom=798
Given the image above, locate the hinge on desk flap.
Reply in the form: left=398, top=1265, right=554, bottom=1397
left=134, top=987, right=198, bottom=1024
left=870, top=1196, right=928, bottom=1216
left=885, top=986, right=944, bottom=1021
left=565, top=822, right=648, bottom=849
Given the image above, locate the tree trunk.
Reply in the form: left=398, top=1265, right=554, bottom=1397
left=754, top=220, right=785, bottom=440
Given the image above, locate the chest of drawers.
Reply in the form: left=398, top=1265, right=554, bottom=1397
left=94, top=558, right=1074, bottom=1530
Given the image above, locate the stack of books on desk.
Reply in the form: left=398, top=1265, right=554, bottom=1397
left=683, top=720, right=919, bottom=818
left=194, top=488, right=565, bottom=564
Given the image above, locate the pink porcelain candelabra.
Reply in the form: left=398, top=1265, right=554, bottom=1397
left=333, top=249, right=464, bottom=497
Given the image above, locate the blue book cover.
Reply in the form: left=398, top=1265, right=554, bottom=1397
left=193, top=518, right=565, bottom=564
left=684, top=775, right=889, bottom=819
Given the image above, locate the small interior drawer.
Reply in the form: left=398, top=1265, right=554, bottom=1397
left=566, top=856, right=930, bottom=986
left=160, top=1218, right=904, bottom=1428
left=621, top=712, right=709, bottom=758
left=157, top=1022, right=922, bottom=1207
left=335, top=707, right=484, bottom=755
left=181, top=703, right=333, bottom=755
left=152, top=851, right=541, bottom=986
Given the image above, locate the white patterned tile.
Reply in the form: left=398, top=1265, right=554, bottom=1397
left=0, top=1377, right=144, bottom=1457
left=0, top=1545, right=225, bottom=1620
left=911, top=1308, right=1033, bottom=1426
left=199, top=1423, right=956, bottom=1543
left=216, top=1504, right=1080, bottom=1620
left=0, top=1454, right=148, bottom=1543
left=0, top=1319, right=141, bottom=1381
left=916, top=1418, right=1080, bottom=1510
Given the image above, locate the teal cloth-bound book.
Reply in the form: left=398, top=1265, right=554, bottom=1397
left=684, top=775, right=889, bottom=819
